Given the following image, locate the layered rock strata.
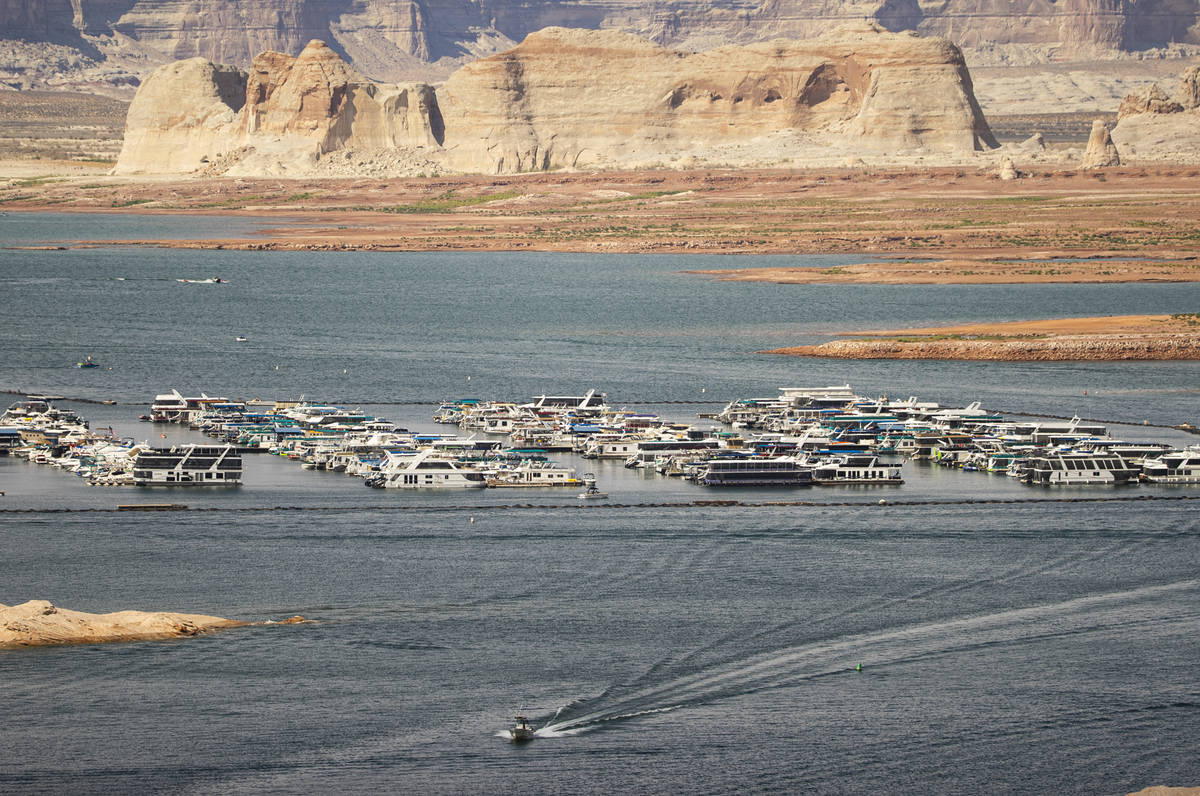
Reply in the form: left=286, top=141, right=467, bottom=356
left=3, top=0, right=1199, bottom=93
left=115, top=27, right=997, bottom=176
left=115, top=39, right=443, bottom=175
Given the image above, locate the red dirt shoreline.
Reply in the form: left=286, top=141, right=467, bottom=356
left=765, top=314, right=1200, bottom=361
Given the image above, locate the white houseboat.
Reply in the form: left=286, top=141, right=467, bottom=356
left=1140, top=450, right=1200, bottom=483
left=131, top=444, right=243, bottom=485
left=697, top=457, right=815, bottom=487
left=1020, top=452, right=1139, bottom=485
left=485, top=460, right=581, bottom=487
left=365, top=448, right=487, bottom=489
left=811, top=454, right=903, bottom=484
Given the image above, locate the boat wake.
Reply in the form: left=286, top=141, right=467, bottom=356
left=539, top=579, right=1200, bottom=736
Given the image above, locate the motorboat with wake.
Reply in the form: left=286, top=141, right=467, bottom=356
left=177, top=276, right=227, bottom=284
left=509, top=716, right=536, bottom=742
left=578, top=473, right=608, bottom=499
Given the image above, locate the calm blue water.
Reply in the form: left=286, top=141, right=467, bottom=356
left=2, top=215, right=1199, bottom=794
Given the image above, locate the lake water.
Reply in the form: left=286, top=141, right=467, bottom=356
left=2, top=214, right=1198, bottom=794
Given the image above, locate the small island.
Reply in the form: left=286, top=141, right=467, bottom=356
left=764, top=313, right=1200, bottom=361
left=0, top=600, right=304, bottom=648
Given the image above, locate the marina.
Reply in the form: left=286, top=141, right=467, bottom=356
left=1, top=218, right=1198, bottom=794
left=3, top=384, right=1198, bottom=497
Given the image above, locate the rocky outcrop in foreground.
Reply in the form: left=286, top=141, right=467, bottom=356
left=0, top=599, right=298, bottom=648
left=114, top=26, right=997, bottom=176
left=1111, top=67, right=1200, bottom=164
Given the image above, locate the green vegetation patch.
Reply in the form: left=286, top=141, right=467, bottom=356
left=382, top=189, right=522, bottom=214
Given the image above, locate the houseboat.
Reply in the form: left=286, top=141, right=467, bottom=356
left=811, top=454, right=903, bottom=484
left=697, top=456, right=815, bottom=487
left=1020, top=452, right=1139, bottom=485
left=1140, top=450, right=1200, bottom=483
left=131, top=444, right=243, bottom=486
left=365, top=449, right=487, bottom=489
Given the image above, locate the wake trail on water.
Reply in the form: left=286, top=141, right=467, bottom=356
left=541, top=579, right=1200, bottom=736
left=640, top=536, right=1149, bottom=693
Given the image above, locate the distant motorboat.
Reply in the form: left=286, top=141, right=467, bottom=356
left=76, top=356, right=100, bottom=369
left=509, top=716, right=535, bottom=742
left=235, top=336, right=247, bottom=342
left=578, top=472, right=608, bottom=499
left=177, top=276, right=226, bottom=284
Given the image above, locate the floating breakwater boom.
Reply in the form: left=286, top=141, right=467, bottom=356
left=113, top=26, right=997, bottom=177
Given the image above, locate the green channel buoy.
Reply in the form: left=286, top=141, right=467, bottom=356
left=856, top=663, right=862, bottom=672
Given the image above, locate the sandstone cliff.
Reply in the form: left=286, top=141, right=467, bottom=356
left=1110, top=66, right=1200, bottom=164
left=3, top=0, right=1199, bottom=96
left=115, top=27, right=997, bottom=176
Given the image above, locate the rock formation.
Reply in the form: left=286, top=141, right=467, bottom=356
left=115, top=27, right=997, bottom=176
left=0, top=599, right=246, bottom=647
left=1081, top=119, right=1121, bottom=168
left=1175, top=66, right=1200, bottom=109
left=3, top=0, right=1200, bottom=95
left=1118, top=84, right=1183, bottom=119
left=1110, top=66, right=1200, bottom=164
left=115, top=40, right=443, bottom=176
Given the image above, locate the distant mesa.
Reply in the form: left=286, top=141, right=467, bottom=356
left=2, top=0, right=1199, bottom=94
left=113, top=26, right=998, bottom=177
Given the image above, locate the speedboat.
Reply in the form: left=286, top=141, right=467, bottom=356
left=76, top=357, right=100, bottom=369
left=177, top=276, right=226, bottom=284
left=578, top=473, right=608, bottom=499
left=235, top=336, right=247, bottom=342
left=509, top=716, right=536, bottom=742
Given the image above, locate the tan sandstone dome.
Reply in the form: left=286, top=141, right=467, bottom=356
left=114, top=26, right=996, bottom=176
left=115, top=39, right=443, bottom=176
left=437, top=26, right=997, bottom=173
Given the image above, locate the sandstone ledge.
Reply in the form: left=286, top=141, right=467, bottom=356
left=0, top=600, right=303, bottom=648
left=766, top=335, right=1200, bottom=361
left=764, top=314, right=1200, bottom=361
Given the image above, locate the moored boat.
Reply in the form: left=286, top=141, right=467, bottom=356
left=1140, top=450, right=1200, bottom=483
left=1020, top=452, right=1139, bottom=485
left=131, top=444, right=243, bottom=486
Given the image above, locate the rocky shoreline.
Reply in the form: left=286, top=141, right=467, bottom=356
left=765, top=314, right=1200, bottom=361
left=0, top=600, right=304, bottom=648
left=767, top=334, right=1200, bottom=361
left=5, top=167, right=1200, bottom=276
